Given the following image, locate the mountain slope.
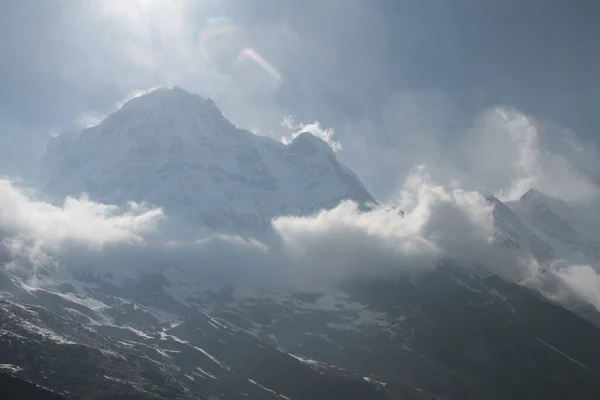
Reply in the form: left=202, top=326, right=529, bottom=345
left=487, top=195, right=555, bottom=262
left=506, top=188, right=600, bottom=263
left=0, top=272, right=402, bottom=400
left=40, top=87, right=374, bottom=233
left=4, top=256, right=600, bottom=400
left=0, top=371, right=67, bottom=400
left=199, top=261, right=600, bottom=400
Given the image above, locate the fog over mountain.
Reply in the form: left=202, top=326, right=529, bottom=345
left=3, top=87, right=596, bottom=307
left=2, top=1, right=600, bottom=399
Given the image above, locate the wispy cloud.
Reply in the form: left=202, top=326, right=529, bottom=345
left=342, top=90, right=600, bottom=204
left=281, top=115, right=342, bottom=152
left=271, top=166, right=533, bottom=285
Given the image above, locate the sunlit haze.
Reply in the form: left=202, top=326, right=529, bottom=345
left=2, top=2, right=600, bottom=399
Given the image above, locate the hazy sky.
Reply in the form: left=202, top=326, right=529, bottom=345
left=1, top=0, right=600, bottom=199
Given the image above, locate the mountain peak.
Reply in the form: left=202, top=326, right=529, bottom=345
left=512, top=187, right=585, bottom=245
left=119, top=86, right=223, bottom=119
left=289, top=132, right=336, bottom=156
left=40, top=88, right=374, bottom=233
left=519, top=188, right=573, bottom=210
left=520, top=188, right=546, bottom=201
left=485, top=194, right=502, bottom=205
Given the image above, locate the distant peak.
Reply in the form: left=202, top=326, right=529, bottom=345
left=121, top=86, right=209, bottom=107
left=485, top=195, right=502, bottom=205
left=289, top=132, right=335, bottom=155
left=522, top=188, right=543, bottom=196
left=519, top=188, right=573, bottom=211
left=115, top=86, right=223, bottom=120
left=520, top=188, right=547, bottom=202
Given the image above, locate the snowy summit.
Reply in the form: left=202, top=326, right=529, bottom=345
left=40, top=87, right=374, bottom=233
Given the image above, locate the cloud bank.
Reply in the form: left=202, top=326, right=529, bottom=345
left=0, top=177, right=276, bottom=286
left=0, top=179, right=163, bottom=251
left=3, top=161, right=599, bottom=315
left=273, top=168, right=489, bottom=279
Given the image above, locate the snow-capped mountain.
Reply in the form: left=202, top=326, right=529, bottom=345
left=487, top=195, right=555, bottom=262
left=511, top=189, right=587, bottom=246
left=3, top=87, right=600, bottom=399
left=40, top=87, right=374, bottom=233
left=506, top=188, right=600, bottom=263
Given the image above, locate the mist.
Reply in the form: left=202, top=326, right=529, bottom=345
left=2, top=145, right=600, bottom=312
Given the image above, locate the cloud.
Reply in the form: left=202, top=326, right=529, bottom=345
left=271, top=167, right=531, bottom=285
left=342, top=90, right=600, bottom=205
left=281, top=116, right=342, bottom=152
left=555, top=264, right=600, bottom=311
left=0, top=179, right=164, bottom=251
left=0, top=177, right=278, bottom=287
left=2, top=166, right=600, bottom=314
left=272, top=165, right=600, bottom=311
left=56, top=233, right=274, bottom=288
left=0, top=168, right=497, bottom=289
left=463, top=107, right=600, bottom=202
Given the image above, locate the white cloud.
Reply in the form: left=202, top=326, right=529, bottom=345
left=272, top=167, right=508, bottom=284
left=556, top=264, right=600, bottom=311
left=464, top=107, right=600, bottom=202
left=272, top=165, right=600, bottom=311
left=0, top=179, right=163, bottom=251
left=281, top=115, right=342, bottom=152
left=0, top=178, right=278, bottom=286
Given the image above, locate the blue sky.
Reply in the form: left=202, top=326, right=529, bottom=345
left=1, top=0, right=599, bottom=200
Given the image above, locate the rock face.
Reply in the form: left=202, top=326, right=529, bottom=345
left=40, top=87, right=373, bottom=233
left=3, top=256, right=600, bottom=400
left=0, top=271, right=411, bottom=400
left=3, top=87, right=598, bottom=399
left=206, top=262, right=600, bottom=400
left=0, top=371, right=67, bottom=400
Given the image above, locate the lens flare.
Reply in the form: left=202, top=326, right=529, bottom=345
left=196, top=17, right=283, bottom=90
left=197, top=16, right=242, bottom=63
left=237, top=48, right=282, bottom=83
